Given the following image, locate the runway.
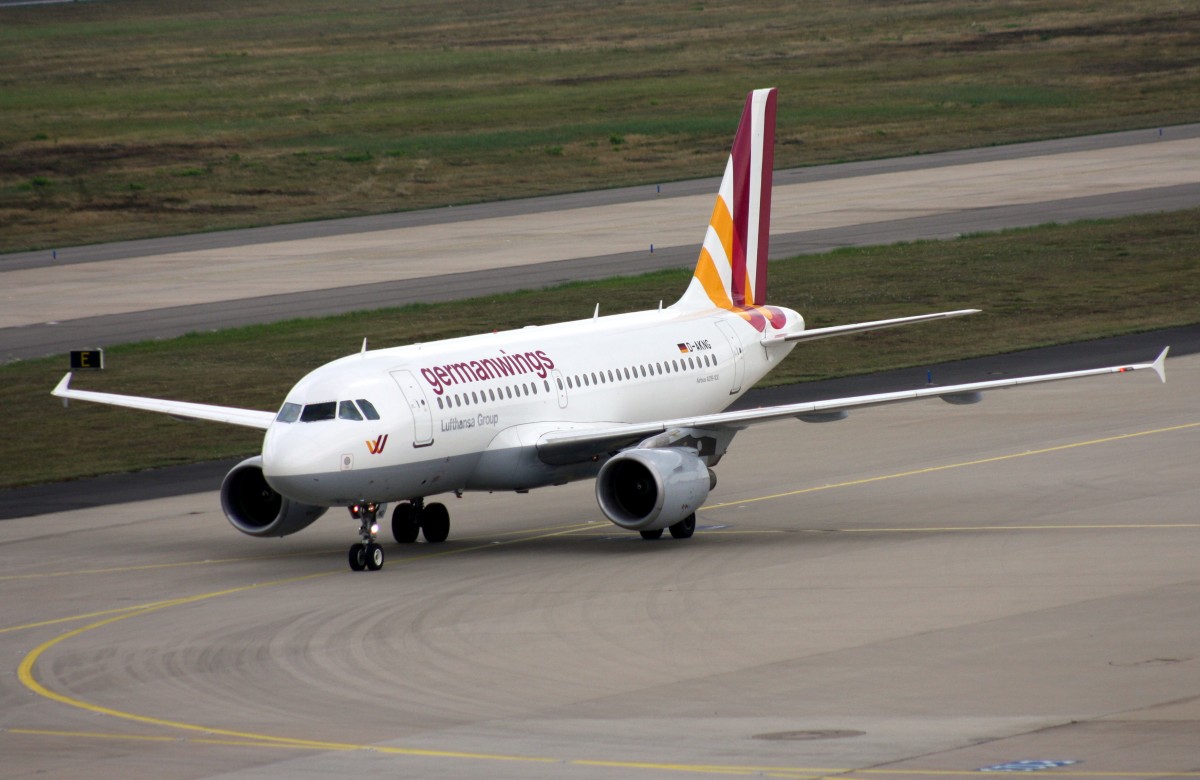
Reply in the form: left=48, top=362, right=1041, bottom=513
left=2, top=353, right=1196, bottom=778
left=3, top=123, right=1199, bottom=361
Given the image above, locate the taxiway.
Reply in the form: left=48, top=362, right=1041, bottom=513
left=1, top=354, right=1196, bottom=778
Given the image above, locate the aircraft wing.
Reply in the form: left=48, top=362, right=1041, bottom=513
left=763, top=309, right=981, bottom=345
left=52, top=373, right=276, bottom=430
left=536, top=348, right=1168, bottom=465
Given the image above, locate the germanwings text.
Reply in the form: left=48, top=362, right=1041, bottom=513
left=420, top=349, right=556, bottom=396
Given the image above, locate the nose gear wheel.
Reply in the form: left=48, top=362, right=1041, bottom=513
left=347, top=503, right=386, bottom=571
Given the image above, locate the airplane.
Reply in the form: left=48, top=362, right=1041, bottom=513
left=52, top=88, right=1168, bottom=572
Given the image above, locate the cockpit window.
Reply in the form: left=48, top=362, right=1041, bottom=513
left=356, top=399, right=381, bottom=420
left=300, top=401, right=337, bottom=422
left=338, top=400, right=363, bottom=421
left=276, top=402, right=301, bottom=423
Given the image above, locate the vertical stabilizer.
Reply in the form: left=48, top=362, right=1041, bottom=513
left=676, top=88, right=785, bottom=331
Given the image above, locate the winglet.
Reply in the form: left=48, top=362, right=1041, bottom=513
left=53, top=372, right=73, bottom=397
left=1152, top=346, right=1169, bottom=383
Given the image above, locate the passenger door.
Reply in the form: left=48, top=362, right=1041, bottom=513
left=713, top=319, right=745, bottom=395
left=390, top=370, right=434, bottom=447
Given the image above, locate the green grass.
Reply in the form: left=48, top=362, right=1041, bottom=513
left=2, top=0, right=1198, bottom=252
left=3, top=209, right=1197, bottom=489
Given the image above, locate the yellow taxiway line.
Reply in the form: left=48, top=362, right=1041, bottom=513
left=7, top=419, right=1199, bottom=776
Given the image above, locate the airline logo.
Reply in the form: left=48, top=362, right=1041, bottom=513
left=687, top=88, right=790, bottom=333
left=366, top=435, right=389, bottom=455
left=733, top=304, right=788, bottom=332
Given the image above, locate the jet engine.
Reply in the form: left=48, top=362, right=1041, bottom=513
left=220, top=456, right=327, bottom=537
left=595, top=448, right=714, bottom=531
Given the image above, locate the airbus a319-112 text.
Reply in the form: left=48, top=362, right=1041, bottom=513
left=53, top=88, right=1168, bottom=571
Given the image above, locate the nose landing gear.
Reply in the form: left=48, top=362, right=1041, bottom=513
left=348, top=503, right=385, bottom=572
left=348, top=499, right=455, bottom=569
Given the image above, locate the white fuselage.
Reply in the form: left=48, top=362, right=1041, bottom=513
left=261, top=304, right=801, bottom=506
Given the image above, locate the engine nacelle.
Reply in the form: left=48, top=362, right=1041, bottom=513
left=595, top=448, right=713, bottom=531
left=220, top=456, right=327, bottom=538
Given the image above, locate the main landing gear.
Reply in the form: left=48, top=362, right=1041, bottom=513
left=391, top=499, right=451, bottom=545
left=639, top=513, right=696, bottom=541
left=347, top=503, right=385, bottom=572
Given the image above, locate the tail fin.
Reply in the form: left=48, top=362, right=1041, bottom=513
left=676, top=88, right=784, bottom=330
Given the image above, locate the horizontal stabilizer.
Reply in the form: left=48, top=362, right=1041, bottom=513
left=765, top=309, right=981, bottom=345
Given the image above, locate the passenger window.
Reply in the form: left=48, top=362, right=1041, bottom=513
left=276, top=402, right=301, bottom=423
left=339, top=400, right=363, bottom=421
left=300, top=402, right=337, bottom=422
left=506, top=387, right=512, bottom=399
left=356, top=399, right=381, bottom=420
left=437, top=397, right=444, bottom=409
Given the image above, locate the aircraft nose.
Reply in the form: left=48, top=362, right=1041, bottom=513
left=261, top=425, right=332, bottom=499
